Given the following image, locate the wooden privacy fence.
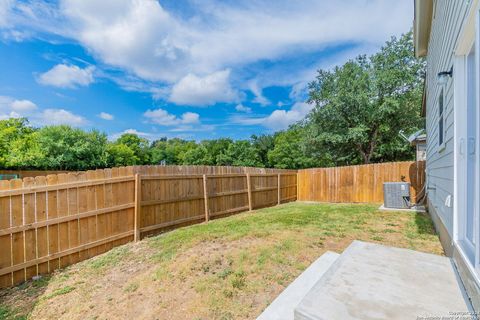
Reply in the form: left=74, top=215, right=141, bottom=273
left=0, top=165, right=297, bottom=288
left=297, top=161, right=425, bottom=203
left=137, top=173, right=297, bottom=239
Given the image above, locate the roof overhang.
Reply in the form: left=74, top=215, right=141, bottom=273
left=414, top=0, right=434, bottom=57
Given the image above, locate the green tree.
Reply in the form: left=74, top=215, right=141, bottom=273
left=115, top=133, right=150, bottom=164
left=204, top=138, right=233, bottom=165
left=182, top=144, right=211, bottom=165
left=0, top=118, right=36, bottom=168
left=106, top=143, right=138, bottom=167
left=150, top=138, right=197, bottom=164
left=268, top=126, right=327, bottom=169
left=307, top=31, right=425, bottom=165
left=251, top=134, right=275, bottom=167
left=6, top=130, right=43, bottom=169
left=35, top=126, right=108, bottom=170
left=150, top=138, right=169, bottom=164
left=216, top=140, right=263, bottom=167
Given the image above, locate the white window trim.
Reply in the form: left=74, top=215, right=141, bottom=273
left=453, top=0, right=480, bottom=280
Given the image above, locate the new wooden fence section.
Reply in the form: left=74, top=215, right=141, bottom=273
left=137, top=172, right=297, bottom=238
left=297, top=161, right=425, bottom=203
left=0, top=165, right=297, bottom=288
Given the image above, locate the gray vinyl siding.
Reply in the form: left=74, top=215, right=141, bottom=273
left=425, top=0, right=470, bottom=237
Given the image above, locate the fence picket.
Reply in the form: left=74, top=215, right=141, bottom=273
left=203, top=175, right=209, bottom=222
left=0, top=180, right=12, bottom=287
left=134, top=174, right=141, bottom=242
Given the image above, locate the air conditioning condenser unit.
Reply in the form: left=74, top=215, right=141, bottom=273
left=383, top=182, right=411, bottom=209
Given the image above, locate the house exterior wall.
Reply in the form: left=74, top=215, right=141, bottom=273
left=425, top=0, right=470, bottom=251
left=423, top=0, right=480, bottom=311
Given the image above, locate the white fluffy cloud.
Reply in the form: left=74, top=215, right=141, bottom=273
left=39, top=108, right=87, bottom=126
left=38, top=64, right=95, bottom=88
left=4, top=1, right=411, bottom=84
left=60, top=0, right=190, bottom=82
left=144, top=108, right=200, bottom=126
left=262, top=102, right=313, bottom=130
left=169, top=70, right=238, bottom=106
left=0, top=95, right=87, bottom=126
left=248, top=81, right=269, bottom=106
left=231, top=102, right=313, bottom=131
left=0, top=0, right=14, bottom=27
left=235, top=104, right=252, bottom=113
left=98, top=112, right=114, bottom=120
left=0, top=96, right=34, bottom=119
left=10, top=99, right=37, bottom=112
left=1, top=0, right=413, bottom=113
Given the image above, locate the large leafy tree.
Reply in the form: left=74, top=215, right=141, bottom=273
left=35, top=126, right=108, bottom=170
left=204, top=138, right=233, bottom=165
left=106, top=143, right=138, bottom=167
left=268, top=126, right=329, bottom=169
left=251, top=134, right=275, bottom=167
left=216, top=140, right=263, bottom=167
left=182, top=145, right=211, bottom=165
left=306, top=31, right=425, bottom=165
left=150, top=138, right=197, bottom=165
left=6, top=130, right=43, bottom=169
left=115, top=133, right=151, bottom=164
left=0, top=118, right=36, bottom=168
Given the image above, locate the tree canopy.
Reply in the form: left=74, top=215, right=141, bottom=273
left=306, top=31, right=425, bottom=164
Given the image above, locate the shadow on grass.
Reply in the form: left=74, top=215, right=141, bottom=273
left=414, top=212, right=437, bottom=235
left=0, top=275, right=52, bottom=320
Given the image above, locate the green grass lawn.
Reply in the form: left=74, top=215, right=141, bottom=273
left=0, top=202, right=443, bottom=320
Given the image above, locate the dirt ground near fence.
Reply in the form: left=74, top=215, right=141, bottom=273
left=0, top=202, right=443, bottom=320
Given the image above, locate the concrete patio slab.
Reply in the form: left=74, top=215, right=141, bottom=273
left=378, top=204, right=426, bottom=213
left=257, top=251, right=340, bottom=320
left=295, top=241, right=472, bottom=320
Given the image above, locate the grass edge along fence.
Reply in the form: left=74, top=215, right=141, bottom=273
left=0, top=165, right=297, bottom=288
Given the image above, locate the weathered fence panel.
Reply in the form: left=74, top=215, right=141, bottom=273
left=297, top=161, right=425, bottom=203
left=206, top=174, right=249, bottom=219
left=0, top=165, right=297, bottom=288
left=250, top=174, right=278, bottom=210
left=137, top=172, right=297, bottom=237
left=139, top=175, right=206, bottom=238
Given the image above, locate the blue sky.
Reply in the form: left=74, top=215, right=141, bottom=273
left=0, top=0, right=412, bottom=141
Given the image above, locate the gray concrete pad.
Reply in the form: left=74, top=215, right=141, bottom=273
left=378, top=204, right=426, bottom=213
left=257, top=251, right=340, bottom=320
left=295, top=241, right=473, bottom=320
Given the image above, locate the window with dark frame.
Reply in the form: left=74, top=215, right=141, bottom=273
left=438, top=88, right=444, bottom=147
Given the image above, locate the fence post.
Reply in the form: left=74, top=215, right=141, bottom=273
left=277, top=173, right=281, bottom=205
left=247, top=173, right=252, bottom=211
left=134, top=173, right=141, bottom=242
left=296, top=171, right=299, bottom=201
left=203, top=174, right=209, bottom=222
